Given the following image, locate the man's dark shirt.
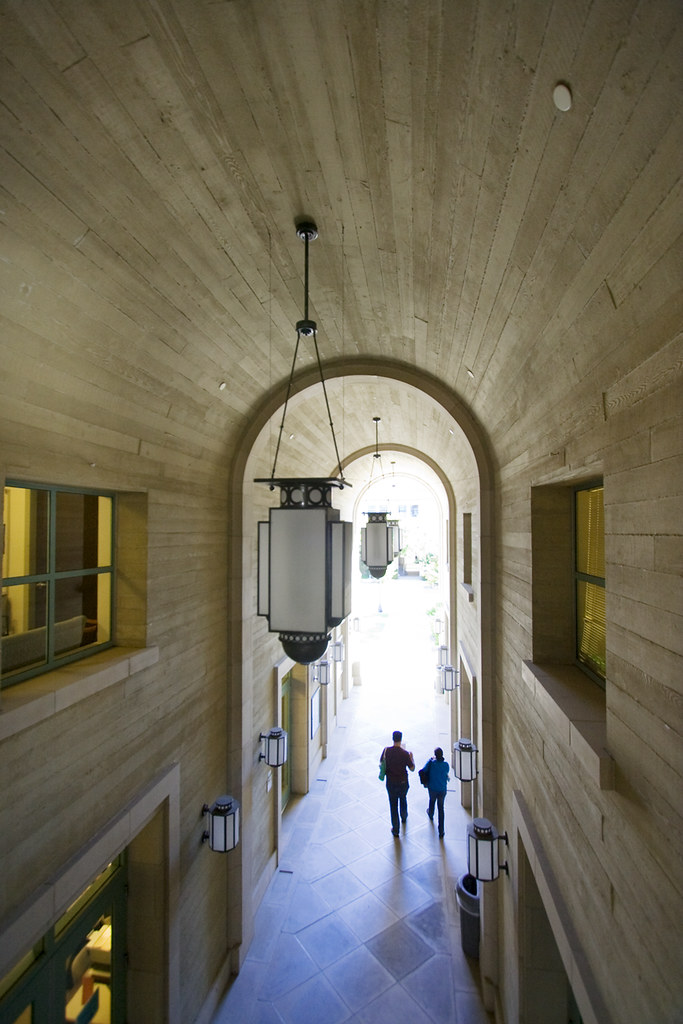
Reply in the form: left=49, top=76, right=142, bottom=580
left=384, top=745, right=413, bottom=784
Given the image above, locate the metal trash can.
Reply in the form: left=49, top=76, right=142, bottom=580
left=456, top=872, right=480, bottom=958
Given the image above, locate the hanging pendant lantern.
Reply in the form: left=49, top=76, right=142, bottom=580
left=361, top=511, right=394, bottom=579
left=467, top=817, right=509, bottom=881
left=453, top=738, right=478, bottom=781
left=256, top=221, right=352, bottom=665
left=257, top=479, right=352, bottom=663
left=360, top=419, right=395, bottom=580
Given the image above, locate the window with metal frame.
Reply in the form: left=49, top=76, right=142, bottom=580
left=1, top=482, right=114, bottom=687
left=574, top=483, right=605, bottom=683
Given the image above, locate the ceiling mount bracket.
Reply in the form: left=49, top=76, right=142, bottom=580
left=295, top=220, right=318, bottom=243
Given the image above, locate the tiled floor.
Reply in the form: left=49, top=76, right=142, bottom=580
left=213, top=579, right=493, bottom=1024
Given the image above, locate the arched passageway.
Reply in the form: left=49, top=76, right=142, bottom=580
left=228, top=362, right=500, bottom=994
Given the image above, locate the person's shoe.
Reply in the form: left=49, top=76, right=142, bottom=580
left=391, top=830, right=399, bottom=837
left=439, top=832, right=445, bottom=839
left=427, top=812, right=434, bottom=820
left=401, top=816, right=407, bottom=823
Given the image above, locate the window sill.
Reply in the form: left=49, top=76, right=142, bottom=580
left=0, top=646, right=159, bottom=741
left=521, top=661, right=614, bottom=790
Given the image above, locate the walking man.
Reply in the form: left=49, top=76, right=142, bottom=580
left=381, top=730, right=415, bottom=836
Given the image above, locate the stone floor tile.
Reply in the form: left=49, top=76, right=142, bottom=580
left=350, top=981, right=437, bottom=1024
left=337, top=891, right=400, bottom=942
left=366, top=919, right=434, bottom=981
left=258, top=934, right=318, bottom=1000
left=297, top=912, right=361, bottom=969
left=403, top=953, right=457, bottom=1021
left=311, top=865, right=369, bottom=911
left=325, top=945, right=394, bottom=1012
left=281, top=881, right=334, bottom=934
left=276, top=972, right=352, bottom=1024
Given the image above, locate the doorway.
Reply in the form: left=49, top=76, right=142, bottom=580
left=519, top=844, right=583, bottom=1024
left=0, top=859, right=126, bottom=1024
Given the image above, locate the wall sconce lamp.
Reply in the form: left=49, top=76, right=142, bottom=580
left=202, top=795, right=240, bottom=852
left=437, top=645, right=449, bottom=668
left=467, top=817, right=508, bottom=881
left=331, top=639, right=344, bottom=663
left=259, top=727, right=288, bottom=767
left=255, top=221, right=352, bottom=665
left=442, top=665, right=458, bottom=691
left=316, top=659, right=331, bottom=685
left=453, top=738, right=478, bottom=781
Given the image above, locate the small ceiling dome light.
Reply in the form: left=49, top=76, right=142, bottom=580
left=256, top=222, right=352, bottom=665
left=467, top=817, right=509, bottom=881
left=202, top=795, right=240, bottom=852
left=442, top=665, right=458, bottom=691
left=453, top=738, right=478, bottom=781
left=259, top=727, right=288, bottom=767
left=553, top=82, right=572, bottom=111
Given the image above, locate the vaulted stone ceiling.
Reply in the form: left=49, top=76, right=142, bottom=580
left=2, top=0, right=680, bottom=482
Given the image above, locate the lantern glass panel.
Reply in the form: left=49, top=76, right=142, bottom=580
left=389, top=522, right=400, bottom=556
left=257, top=522, right=270, bottom=616
left=330, top=520, right=352, bottom=623
left=364, top=521, right=391, bottom=566
left=269, top=508, right=327, bottom=632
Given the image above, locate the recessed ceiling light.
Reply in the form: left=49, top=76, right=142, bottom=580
left=466, top=368, right=475, bottom=379
left=219, top=381, right=227, bottom=391
left=553, top=82, right=572, bottom=112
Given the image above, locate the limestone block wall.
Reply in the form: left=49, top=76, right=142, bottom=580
left=493, top=339, right=682, bottom=1021
left=0, top=410, right=237, bottom=1024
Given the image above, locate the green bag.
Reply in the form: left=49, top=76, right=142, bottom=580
left=378, top=749, right=386, bottom=781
